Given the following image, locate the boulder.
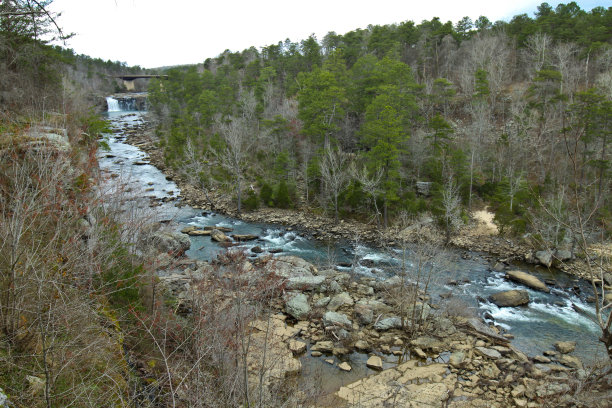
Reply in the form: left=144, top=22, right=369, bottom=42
left=489, top=290, right=530, bottom=307
left=554, top=341, right=576, bottom=354
left=285, top=276, right=325, bottom=291
left=449, top=351, right=466, bottom=368
left=210, top=229, right=231, bottom=242
left=187, top=229, right=211, bottom=236
left=314, top=296, right=331, bottom=308
left=506, top=270, right=550, bottom=293
left=285, top=293, right=310, bottom=320
left=231, top=234, right=258, bottom=241
left=266, top=256, right=318, bottom=279
left=338, top=362, right=352, bottom=371
left=327, top=292, right=354, bottom=311
left=554, top=249, right=572, bottom=262
left=322, top=311, right=352, bottom=329
left=354, top=303, right=374, bottom=325
left=354, top=340, right=370, bottom=351
left=251, top=246, right=263, bottom=253
left=311, top=341, right=334, bottom=353
left=535, top=250, right=553, bottom=268
left=288, top=340, right=307, bottom=355
left=475, top=346, right=502, bottom=360
left=150, top=230, right=191, bottom=254
left=557, top=354, right=583, bottom=370
left=366, top=355, right=383, bottom=370
left=411, top=336, right=444, bottom=351
left=373, top=316, right=402, bottom=331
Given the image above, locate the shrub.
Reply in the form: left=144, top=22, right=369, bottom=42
left=243, top=189, right=259, bottom=211
left=260, top=182, right=273, bottom=206
left=274, top=180, right=291, bottom=208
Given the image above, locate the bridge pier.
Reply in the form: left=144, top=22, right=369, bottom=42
left=123, top=79, right=135, bottom=92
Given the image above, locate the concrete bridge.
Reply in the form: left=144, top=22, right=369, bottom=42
left=115, top=74, right=168, bottom=91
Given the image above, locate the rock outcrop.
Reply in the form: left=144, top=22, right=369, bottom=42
left=489, top=290, right=530, bottom=307
left=506, top=270, right=550, bottom=293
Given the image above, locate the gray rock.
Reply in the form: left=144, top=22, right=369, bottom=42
left=374, top=316, right=402, bottom=331
left=0, top=387, right=8, bottom=408
left=328, top=280, right=342, bottom=293
left=506, top=270, right=550, bottom=293
left=435, top=317, right=457, bottom=335
left=476, top=346, right=502, bottom=360
left=285, top=276, right=325, bottom=291
left=489, top=290, right=530, bottom=307
left=354, top=303, right=374, bottom=325
left=327, top=292, right=353, bottom=311
left=554, top=249, right=572, bottom=262
left=150, top=230, right=191, bottom=254
left=314, top=296, right=331, bottom=308
left=323, top=311, right=352, bottom=329
left=266, top=256, right=318, bottom=279
left=285, top=293, right=311, bottom=320
left=535, top=250, right=553, bottom=268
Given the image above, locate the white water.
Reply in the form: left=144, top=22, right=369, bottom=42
left=106, top=97, right=120, bottom=112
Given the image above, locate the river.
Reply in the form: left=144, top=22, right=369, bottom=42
left=100, top=104, right=608, bottom=371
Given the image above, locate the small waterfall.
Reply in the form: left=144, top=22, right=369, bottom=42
left=106, top=97, right=120, bottom=112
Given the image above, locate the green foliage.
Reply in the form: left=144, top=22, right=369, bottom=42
left=260, top=182, right=274, bottom=206
left=274, top=180, right=291, bottom=208
left=243, top=189, right=259, bottom=211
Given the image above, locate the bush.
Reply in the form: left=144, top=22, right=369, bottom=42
left=260, top=182, right=273, bottom=206
left=274, top=180, right=291, bottom=208
left=243, top=189, right=259, bottom=211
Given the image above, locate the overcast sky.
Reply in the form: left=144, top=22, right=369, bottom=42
left=48, top=0, right=604, bottom=68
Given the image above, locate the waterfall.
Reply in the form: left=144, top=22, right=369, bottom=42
left=106, top=97, right=120, bottom=112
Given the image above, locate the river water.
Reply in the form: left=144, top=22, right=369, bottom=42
left=100, top=109, right=608, bottom=371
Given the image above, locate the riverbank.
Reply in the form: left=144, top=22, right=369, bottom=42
left=122, top=114, right=610, bottom=286
left=104, top=111, right=611, bottom=407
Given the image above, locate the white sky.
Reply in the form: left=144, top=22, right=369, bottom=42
left=48, top=0, right=603, bottom=68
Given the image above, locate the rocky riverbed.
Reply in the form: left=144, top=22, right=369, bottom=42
left=103, top=110, right=612, bottom=407
left=146, top=226, right=610, bottom=407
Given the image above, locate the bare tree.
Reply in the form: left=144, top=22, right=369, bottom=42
left=319, top=143, right=349, bottom=221
left=214, top=116, right=253, bottom=214
left=350, top=162, right=383, bottom=226
left=441, top=176, right=462, bottom=245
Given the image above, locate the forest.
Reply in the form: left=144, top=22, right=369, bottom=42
left=1, top=1, right=612, bottom=407
left=149, top=2, right=612, bottom=250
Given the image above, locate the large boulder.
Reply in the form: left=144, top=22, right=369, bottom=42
left=535, top=250, right=553, bottom=268
left=285, top=293, right=310, bottom=320
left=327, top=292, right=354, bottom=311
left=354, top=303, right=374, bottom=325
left=554, top=341, right=576, bottom=354
left=210, top=229, right=231, bottom=242
left=266, top=256, right=318, bottom=279
left=149, top=230, right=191, bottom=255
left=489, top=290, right=530, bottom=307
left=373, top=316, right=402, bottom=331
left=322, top=311, right=352, bottom=329
left=285, top=275, right=325, bottom=291
left=506, top=270, right=550, bottom=293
